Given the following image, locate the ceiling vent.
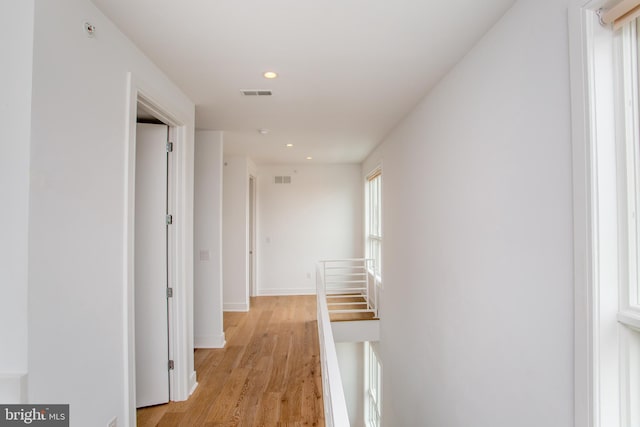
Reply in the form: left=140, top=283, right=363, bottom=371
left=241, top=90, right=273, bottom=96
left=274, top=176, right=291, bottom=184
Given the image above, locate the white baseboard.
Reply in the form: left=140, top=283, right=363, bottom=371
left=257, top=288, right=316, bottom=296
left=189, top=371, right=198, bottom=396
left=0, top=373, right=27, bottom=404
left=194, top=333, right=226, bottom=349
left=223, top=302, right=249, bottom=312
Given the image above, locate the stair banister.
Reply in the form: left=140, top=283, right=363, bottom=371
left=316, top=263, right=351, bottom=427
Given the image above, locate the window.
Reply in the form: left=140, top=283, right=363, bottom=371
left=366, top=168, right=382, bottom=278
left=572, top=3, right=640, bottom=426
left=364, top=341, right=381, bottom=427
left=621, top=17, right=640, bottom=319
left=618, top=16, right=640, bottom=427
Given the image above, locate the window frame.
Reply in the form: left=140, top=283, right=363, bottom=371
left=365, top=167, right=382, bottom=280
left=364, top=341, right=382, bottom=427
left=619, top=18, right=640, bottom=325
left=570, top=3, right=640, bottom=426
left=617, top=19, right=640, bottom=427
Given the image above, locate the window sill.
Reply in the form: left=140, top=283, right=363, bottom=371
left=618, top=310, right=640, bottom=331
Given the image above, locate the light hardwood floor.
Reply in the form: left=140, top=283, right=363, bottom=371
left=137, top=295, right=324, bottom=427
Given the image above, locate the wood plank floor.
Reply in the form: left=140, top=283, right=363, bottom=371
left=137, top=295, right=324, bottom=427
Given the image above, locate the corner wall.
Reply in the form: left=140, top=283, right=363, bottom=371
left=194, top=131, right=225, bottom=347
left=0, top=0, right=34, bottom=404
left=223, top=156, right=254, bottom=311
left=363, top=0, right=574, bottom=425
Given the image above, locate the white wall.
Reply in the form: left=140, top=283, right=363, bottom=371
left=257, top=164, right=362, bottom=295
left=223, top=156, right=254, bottom=311
left=28, top=0, right=195, bottom=425
left=194, top=131, right=225, bottom=347
left=335, top=342, right=365, bottom=427
left=363, top=0, right=573, bottom=425
left=0, top=0, right=34, bottom=404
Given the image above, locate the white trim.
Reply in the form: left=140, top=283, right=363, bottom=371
left=194, top=334, right=226, bottom=349
left=569, top=5, right=597, bottom=427
left=124, top=72, right=195, bottom=426
left=256, top=288, right=317, bottom=296
left=618, top=310, right=640, bottom=330
left=0, top=374, right=27, bottom=404
left=189, top=371, right=198, bottom=397
left=316, top=271, right=351, bottom=427
left=223, top=302, right=250, bottom=312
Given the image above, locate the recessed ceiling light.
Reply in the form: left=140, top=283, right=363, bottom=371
left=306, top=156, right=313, bottom=160
left=263, top=71, right=278, bottom=79
left=258, top=128, right=270, bottom=135
left=286, top=144, right=294, bottom=147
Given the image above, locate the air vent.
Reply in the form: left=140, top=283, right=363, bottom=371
left=274, top=176, right=291, bottom=184
left=241, top=90, right=273, bottom=96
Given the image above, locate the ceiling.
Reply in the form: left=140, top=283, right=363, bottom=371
left=92, top=0, right=515, bottom=164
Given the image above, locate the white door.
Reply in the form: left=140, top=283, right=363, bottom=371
left=135, top=123, right=170, bottom=408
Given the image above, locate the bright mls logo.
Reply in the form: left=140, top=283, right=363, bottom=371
left=0, top=405, right=68, bottom=426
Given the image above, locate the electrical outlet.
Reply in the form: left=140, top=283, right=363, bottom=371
left=108, top=417, right=117, bottom=427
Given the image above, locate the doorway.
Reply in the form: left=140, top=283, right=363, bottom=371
left=249, top=175, right=257, bottom=297
left=124, top=88, right=192, bottom=425
left=125, top=78, right=195, bottom=426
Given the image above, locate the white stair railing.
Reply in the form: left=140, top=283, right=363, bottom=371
left=320, top=258, right=378, bottom=318
left=316, top=265, right=351, bottom=427
left=316, top=258, right=380, bottom=427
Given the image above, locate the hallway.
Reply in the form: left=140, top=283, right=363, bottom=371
left=137, top=296, right=324, bottom=426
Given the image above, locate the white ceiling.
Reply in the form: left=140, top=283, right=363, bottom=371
left=92, top=0, right=515, bottom=164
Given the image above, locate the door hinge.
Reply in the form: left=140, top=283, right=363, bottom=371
left=168, top=360, right=174, bottom=370
left=166, top=142, right=174, bottom=153
left=167, top=287, right=173, bottom=298
left=166, top=214, right=173, bottom=225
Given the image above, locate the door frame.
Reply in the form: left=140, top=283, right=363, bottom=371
left=249, top=175, right=257, bottom=297
left=124, top=73, right=196, bottom=426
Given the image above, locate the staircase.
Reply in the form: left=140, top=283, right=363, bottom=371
left=327, top=294, right=378, bottom=322
left=320, top=258, right=379, bottom=322
left=316, top=259, right=381, bottom=427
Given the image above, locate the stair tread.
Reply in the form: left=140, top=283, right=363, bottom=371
left=329, top=312, right=379, bottom=322
left=327, top=298, right=367, bottom=303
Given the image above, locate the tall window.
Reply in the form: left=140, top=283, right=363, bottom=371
left=364, top=341, right=381, bottom=427
left=366, top=168, right=382, bottom=277
left=618, top=15, right=640, bottom=427
left=621, top=16, right=640, bottom=314
left=574, top=4, right=640, bottom=426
